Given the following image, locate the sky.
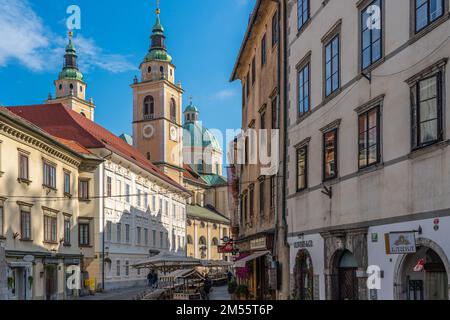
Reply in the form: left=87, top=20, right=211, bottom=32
left=0, top=0, right=253, bottom=156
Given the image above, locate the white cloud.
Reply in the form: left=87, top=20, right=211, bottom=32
left=0, top=0, right=134, bottom=73
left=211, top=89, right=237, bottom=100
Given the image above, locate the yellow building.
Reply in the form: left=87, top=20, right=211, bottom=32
left=186, top=205, right=230, bottom=262
left=0, top=106, right=102, bottom=300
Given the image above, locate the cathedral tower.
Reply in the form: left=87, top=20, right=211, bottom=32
left=47, top=31, right=95, bottom=120
left=132, top=5, right=184, bottom=184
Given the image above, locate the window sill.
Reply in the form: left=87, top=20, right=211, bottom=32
left=20, top=239, right=33, bottom=242
left=43, top=185, right=57, bottom=192
left=17, top=178, right=32, bottom=185
left=296, top=19, right=312, bottom=38
left=297, top=110, right=312, bottom=124
left=79, top=199, right=91, bottom=203
left=361, top=57, right=385, bottom=75
left=43, top=241, right=59, bottom=245
left=79, top=245, right=92, bottom=248
left=64, top=193, right=73, bottom=199
left=358, top=162, right=383, bottom=174
left=409, top=140, right=449, bottom=159
left=63, top=243, right=72, bottom=247
left=296, top=188, right=309, bottom=195
left=322, top=87, right=343, bottom=106
left=409, top=13, right=450, bottom=46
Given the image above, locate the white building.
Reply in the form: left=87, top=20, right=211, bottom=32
left=286, top=0, right=450, bottom=300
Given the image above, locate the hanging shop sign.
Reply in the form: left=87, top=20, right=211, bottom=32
left=250, top=237, right=267, bottom=251
left=413, top=259, right=425, bottom=272
left=385, top=232, right=417, bottom=254
left=218, top=242, right=234, bottom=254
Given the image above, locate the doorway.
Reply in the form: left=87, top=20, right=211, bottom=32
left=337, top=250, right=358, bottom=300
left=400, top=246, right=448, bottom=300
left=45, top=264, right=58, bottom=300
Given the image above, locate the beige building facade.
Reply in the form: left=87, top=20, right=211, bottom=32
left=287, top=0, right=450, bottom=300
left=231, top=0, right=289, bottom=300
left=0, top=107, right=101, bottom=300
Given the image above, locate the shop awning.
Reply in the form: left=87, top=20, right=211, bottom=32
left=234, top=250, right=271, bottom=268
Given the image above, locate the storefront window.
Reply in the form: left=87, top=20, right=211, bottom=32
left=294, top=250, right=314, bottom=300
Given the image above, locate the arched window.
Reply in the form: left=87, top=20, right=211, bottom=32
left=170, top=99, right=176, bottom=122
left=212, top=238, right=219, bottom=246
left=143, top=96, right=154, bottom=119
left=80, top=112, right=86, bottom=117
left=146, top=152, right=151, bottom=160
left=59, top=84, right=62, bottom=91
left=199, top=236, right=206, bottom=245
left=80, top=86, right=83, bottom=92
left=70, top=83, right=74, bottom=90
left=148, top=66, right=152, bottom=74
left=160, top=66, right=164, bottom=75
left=187, top=235, right=193, bottom=245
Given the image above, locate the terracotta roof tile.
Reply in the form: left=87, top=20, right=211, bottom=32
left=7, top=104, right=188, bottom=193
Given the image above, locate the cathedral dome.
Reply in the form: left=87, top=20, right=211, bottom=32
left=58, top=68, right=84, bottom=81
left=144, top=49, right=172, bottom=63
left=183, top=121, right=221, bottom=151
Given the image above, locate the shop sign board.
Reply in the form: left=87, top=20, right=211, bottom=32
left=218, top=242, right=234, bottom=254
left=385, top=232, right=416, bottom=254
left=250, top=237, right=267, bottom=251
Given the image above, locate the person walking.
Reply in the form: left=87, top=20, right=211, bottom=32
left=152, top=270, right=159, bottom=289
left=147, top=271, right=153, bottom=287
left=203, top=274, right=213, bottom=300
left=227, top=270, right=233, bottom=283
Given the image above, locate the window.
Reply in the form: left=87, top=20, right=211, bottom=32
left=242, top=84, right=246, bottom=108
left=297, top=146, right=308, bottom=191
left=170, top=99, right=177, bottom=122
left=159, top=198, right=163, bottom=214
left=106, top=221, right=112, bottom=242
left=144, top=192, right=148, bottom=209
left=106, top=176, right=112, bottom=197
left=359, top=107, right=380, bottom=168
left=152, top=230, right=156, bottom=246
left=125, top=261, right=129, bottom=277
left=148, top=66, right=152, bottom=73
left=64, top=171, right=71, bottom=195
left=411, top=72, right=443, bottom=149
left=0, top=200, right=4, bottom=237
left=137, top=227, right=141, bottom=245
left=125, top=184, right=130, bottom=203
left=143, top=96, right=155, bottom=119
left=172, top=231, right=176, bottom=250
left=252, top=57, right=256, bottom=85
left=137, top=189, right=141, bottom=207
left=212, top=238, right=219, bottom=246
left=246, top=72, right=250, bottom=97
left=64, top=216, right=71, bottom=245
left=165, top=201, right=169, bottom=216
left=144, top=228, right=148, bottom=246
left=173, top=204, right=176, bottom=218
left=259, top=180, right=265, bottom=216
left=21, top=209, right=31, bottom=240
left=19, top=153, right=29, bottom=181
left=261, top=34, right=267, bottom=66
left=298, top=0, right=310, bottom=30
left=43, top=162, right=56, bottom=189
left=79, top=180, right=89, bottom=200
left=361, top=0, right=382, bottom=70
left=249, top=187, right=254, bottom=219
left=323, top=129, right=338, bottom=180
left=79, top=223, right=90, bottom=246
left=44, top=215, right=57, bottom=243
left=260, top=111, right=266, bottom=130
left=160, top=231, right=164, bottom=248
left=187, top=235, right=193, bottom=245
left=270, top=176, right=276, bottom=208
left=272, top=11, right=278, bottom=47
left=415, top=0, right=444, bottom=33
left=325, top=35, right=340, bottom=97
left=116, top=180, right=122, bottom=197
left=272, top=97, right=278, bottom=129
left=117, top=223, right=122, bottom=243
left=116, top=260, right=121, bottom=277
left=298, top=63, right=310, bottom=115
left=125, top=224, right=130, bottom=243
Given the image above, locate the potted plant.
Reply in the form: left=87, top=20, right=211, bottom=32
left=104, top=257, right=112, bottom=265
left=236, top=284, right=249, bottom=300
left=7, top=276, right=14, bottom=290
left=28, top=275, right=33, bottom=289
left=227, top=280, right=237, bottom=295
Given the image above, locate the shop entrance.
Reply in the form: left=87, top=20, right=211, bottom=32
left=45, top=264, right=58, bottom=300
left=11, top=267, right=27, bottom=300
left=399, top=246, right=448, bottom=300
left=332, top=250, right=358, bottom=300
left=293, top=249, right=314, bottom=300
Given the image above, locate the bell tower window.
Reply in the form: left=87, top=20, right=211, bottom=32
left=148, top=66, right=152, bottom=74
left=170, top=99, right=177, bottom=122
left=143, top=96, right=155, bottom=119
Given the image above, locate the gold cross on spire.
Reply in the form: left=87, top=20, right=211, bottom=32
left=190, top=95, right=193, bottom=104
left=68, top=30, right=73, bottom=39
left=156, top=0, right=160, bottom=14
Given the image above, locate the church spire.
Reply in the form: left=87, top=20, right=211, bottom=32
left=144, top=1, right=172, bottom=63
left=59, top=31, right=83, bottom=81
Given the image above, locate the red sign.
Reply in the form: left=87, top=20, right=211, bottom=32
left=218, top=242, right=234, bottom=253
left=413, top=259, right=425, bottom=272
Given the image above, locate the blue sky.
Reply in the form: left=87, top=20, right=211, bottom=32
left=0, top=0, right=252, bottom=145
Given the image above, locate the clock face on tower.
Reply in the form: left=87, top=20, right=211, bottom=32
left=170, top=125, right=178, bottom=141
left=142, top=124, right=155, bottom=139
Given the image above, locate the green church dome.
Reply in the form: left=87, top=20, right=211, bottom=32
left=59, top=68, right=83, bottom=81
left=183, top=122, right=221, bottom=151
left=144, top=49, right=172, bottom=63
